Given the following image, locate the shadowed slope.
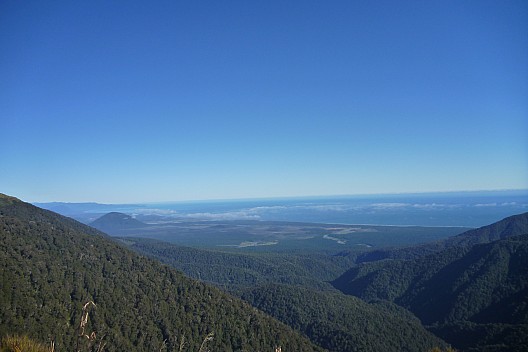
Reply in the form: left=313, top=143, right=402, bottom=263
left=332, top=213, right=528, bottom=351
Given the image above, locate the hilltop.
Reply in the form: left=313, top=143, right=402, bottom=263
left=90, top=212, right=148, bottom=234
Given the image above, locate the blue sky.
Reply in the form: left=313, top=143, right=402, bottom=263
left=1, top=0, right=527, bottom=203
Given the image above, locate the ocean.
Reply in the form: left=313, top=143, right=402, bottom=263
left=129, top=190, right=528, bottom=227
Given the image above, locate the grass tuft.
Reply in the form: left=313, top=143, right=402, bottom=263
left=0, top=335, right=51, bottom=352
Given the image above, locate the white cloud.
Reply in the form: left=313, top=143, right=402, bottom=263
left=130, top=207, right=261, bottom=221
left=180, top=211, right=261, bottom=221
left=370, top=203, right=411, bottom=209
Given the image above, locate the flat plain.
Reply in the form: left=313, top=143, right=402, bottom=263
left=99, top=218, right=469, bottom=252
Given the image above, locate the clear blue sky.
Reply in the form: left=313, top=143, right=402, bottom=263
left=1, top=0, right=527, bottom=203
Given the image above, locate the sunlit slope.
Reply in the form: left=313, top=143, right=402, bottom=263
left=0, top=194, right=322, bottom=352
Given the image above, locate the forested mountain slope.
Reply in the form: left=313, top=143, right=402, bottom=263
left=332, top=213, right=528, bottom=304
left=350, top=212, right=528, bottom=263
left=121, top=237, right=356, bottom=290
left=119, top=237, right=449, bottom=351
left=332, top=213, right=528, bottom=351
left=239, top=284, right=446, bottom=352
left=0, top=194, right=321, bottom=352
left=443, top=212, right=528, bottom=246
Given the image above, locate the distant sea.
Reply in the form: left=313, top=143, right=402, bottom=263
left=44, top=190, right=528, bottom=228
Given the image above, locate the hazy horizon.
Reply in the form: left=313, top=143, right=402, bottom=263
left=28, top=188, right=528, bottom=205
left=31, top=189, right=528, bottom=228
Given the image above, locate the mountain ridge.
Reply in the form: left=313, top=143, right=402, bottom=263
left=332, top=212, right=528, bottom=351
left=351, top=211, right=528, bottom=263
left=0, top=193, right=322, bottom=351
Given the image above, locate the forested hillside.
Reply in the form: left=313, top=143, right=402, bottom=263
left=239, top=284, right=446, bottom=352
left=4, top=192, right=524, bottom=351
left=122, top=237, right=356, bottom=290
left=332, top=213, right=528, bottom=351
left=347, top=212, right=528, bottom=264
left=120, top=237, right=448, bottom=351
left=0, top=194, right=321, bottom=352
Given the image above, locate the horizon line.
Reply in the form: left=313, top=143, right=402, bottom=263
left=29, top=188, right=528, bottom=205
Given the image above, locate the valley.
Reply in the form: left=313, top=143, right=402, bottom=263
left=4, top=1, right=526, bottom=350
left=2, top=193, right=527, bottom=352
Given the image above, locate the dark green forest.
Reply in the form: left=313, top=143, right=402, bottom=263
left=123, top=210, right=528, bottom=351
left=122, top=238, right=446, bottom=351
left=2, top=192, right=527, bottom=352
left=332, top=214, right=528, bottom=351
left=239, top=284, right=445, bottom=352
left=0, top=194, right=321, bottom=352
left=121, top=237, right=357, bottom=290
